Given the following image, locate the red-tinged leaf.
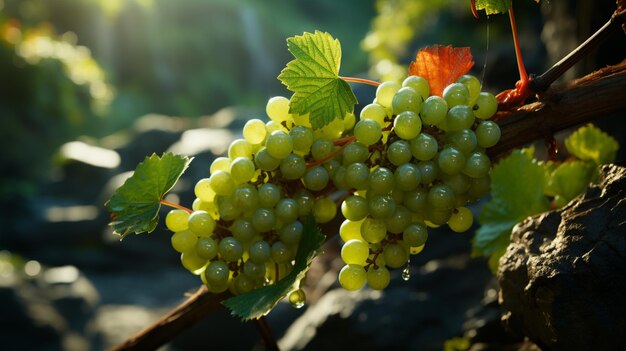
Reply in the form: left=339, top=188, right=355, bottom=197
left=409, top=46, right=474, bottom=97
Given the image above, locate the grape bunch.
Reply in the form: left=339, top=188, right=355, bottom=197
left=164, top=73, right=500, bottom=299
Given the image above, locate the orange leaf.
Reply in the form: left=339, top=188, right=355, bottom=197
left=409, top=46, right=474, bottom=97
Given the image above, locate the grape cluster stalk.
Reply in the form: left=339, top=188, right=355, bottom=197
left=164, top=73, right=501, bottom=299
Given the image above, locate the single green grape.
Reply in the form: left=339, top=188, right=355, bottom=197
left=463, top=151, right=491, bottom=178
left=442, top=82, right=470, bottom=108
left=243, top=259, right=266, bottom=280
left=302, top=166, right=329, bottom=191
left=437, top=146, right=466, bottom=175
left=194, top=178, right=215, bottom=203
left=445, top=105, right=475, bottom=132
left=290, top=125, right=314, bottom=154
left=233, top=273, right=255, bottom=295
left=342, top=142, right=369, bottom=165
left=279, top=220, right=303, bottom=245
left=393, top=111, right=422, bottom=140
left=448, top=207, right=474, bottom=232
left=230, top=157, right=256, bottom=184
left=366, top=266, right=390, bottom=290
left=456, top=74, right=481, bottom=103
left=403, top=224, right=428, bottom=247
left=204, top=260, right=230, bottom=289
left=232, top=184, right=259, bottom=214
left=385, top=205, right=412, bottom=234
left=360, top=217, right=387, bottom=244
left=271, top=241, right=293, bottom=264
left=210, top=157, right=231, bottom=174
left=345, top=163, right=370, bottom=190
left=360, top=103, right=387, bottom=126
left=394, top=163, right=421, bottom=191
left=338, top=264, right=367, bottom=291
left=219, top=236, right=244, bottom=262
left=341, top=195, right=369, bottom=221
left=340, top=219, right=364, bottom=242
left=341, top=239, right=369, bottom=265
left=243, top=119, right=267, bottom=145
left=313, top=196, right=337, bottom=224
left=428, top=183, right=456, bottom=211
left=387, top=140, right=412, bottom=166
left=368, top=167, right=395, bottom=195
left=447, top=129, right=477, bottom=155
left=209, top=170, right=235, bottom=196
left=311, top=138, right=334, bottom=161
left=368, top=194, right=396, bottom=219
left=249, top=240, right=271, bottom=264
left=216, top=195, right=240, bottom=221
left=294, top=189, right=314, bottom=216
left=171, top=230, right=197, bottom=253
left=354, top=119, right=382, bottom=146
left=166, top=209, right=190, bottom=232
left=421, top=96, right=448, bottom=125
left=265, top=130, right=293, bottom=159
left=410, top=133, right=438, bottom=161
left=343, top=112, right=356, bottom=130
left=475, top=121, right=501, bottom=148
left=332, top=165, right=349, bottom=190
left=187, top=210, right=216, bottom=237
left=375, top=81, right=401, bottom=108
left=254, top=147, right=280, bottom=171
left=402, top=75, right=429, bottom=100
left=280, top=153, right=306, bottom=180
left=266, top=96, right=291, bottom=123
left=257, top=183, right=281, bottom=208
left=252, top=208, right=276, bottom=232
left=228, top=139, right=253, bottom=160
left=276, top=198, right=300, bottom=223
left=383, top=243, right=409, bottom=268
left=473, top=92, right=498, bottom=120
left=403, top=188, right=428, bottom=213
left=417, top=160, right=438, bottom=184
left=195, top=237, right=218, bottom=260
left=181, top=251, right=207, bottom=275
left=230, top=218, right=256, bottom=243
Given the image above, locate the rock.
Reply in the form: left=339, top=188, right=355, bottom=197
left=498, top=164, right=626, bottom=351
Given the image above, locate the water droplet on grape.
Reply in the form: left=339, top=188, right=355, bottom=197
left=401, top=266, right=411, bottom=281
left=288, top=288, right=306, bottom=309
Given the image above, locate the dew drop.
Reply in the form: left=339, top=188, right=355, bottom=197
left=288, top=288, right=306, bottom=309
left=401, top=266, right=411, bottom=281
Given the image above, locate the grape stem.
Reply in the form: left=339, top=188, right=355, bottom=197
left=340, top=76, right=381, bottom=87
left=160, top=199, right=193, bottom=214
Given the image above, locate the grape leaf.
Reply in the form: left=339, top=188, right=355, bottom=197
left=474, top=0, right=512, bottom=15
left=545, top=160, right=596, bottom=207
left=223, top=215, right=325, bottom=320
left=105, top=152, right=192, bottom=239
left=564, top=123, right=618, bottom=165
left=409, top=46, right=474, bottom=97
left=473, top=148, right=549, bottom=270
left=278, top=31, right=357, bottom=130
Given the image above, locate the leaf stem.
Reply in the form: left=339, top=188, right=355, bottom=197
left=341, top=76, right=381, bottom=87
left=160, top=199, right=193, bottom=214
left=508, top=5, right=528, bottom=83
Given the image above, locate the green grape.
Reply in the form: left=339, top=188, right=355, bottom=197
left=216, top=195, right=240, bottom=221
left=361, top=217, right=387, bottom=243
left=448, top=207, right=474, bottom=232
left=311, top=138, right=334, bottom=161
left=323, top=158, right=341, bottom=177
left=387, top=140, right=412, bottom=166
left=243, top=259, right=266, bottom=279
left=366, top=266, right=390, bottom=290
left=258, top=183, right=281, bottom=208
left=276, top=198, right=300, bottom=223
left=188, top=210, right=216, bottom=237
left=392, top=87, right=421, bottom=114
left=279, top=154, right=306, bottom=180
left=219, top=236, right=244, bottom=262
left=319, top=116, right=345, bottom=140
left=171, top=230, right=197, bottom=253
left=230, top=157, right=256, bottom=184
left=385, top=206, right=412, bottom=234
left=332, top=165, right=349, bottom=190
left=463, top=151, right=491, bottom=178
left=393, top=111, right=422, bottom=140
left=442, top=82, right=470, bottom=107
left=192, top=198, right=217, bottom=214
left=383, top=243, right=409, bottom=268
left=445, top=105, right=475, bottom=132
left=252, top=208, right=276, bottom=232
left=231, top=218, right=256, bottom=243
left=427, top=207, right=452, bottom=226
left=338, top=264, right=366, bottom=291
left=375, top=81, right=401, bottom=108
left=404, top=188, right=428, bottom=213
left=290, top=125, right=314, bottom=154
left=313, top=196, right=337, bottom=224
left=341, top=239, right=369, bottom=265
left=266, top=96, right=291, bottom=123
left=344, top=112, right=356, bottom=130
left=294, top=189, right=314, bottom=216
left=417, top=160, right=437, bottom=184
left=233, top=273, right=255, bottom=295
left=254, top=147, right=280, bottom=171
left=265, top=130, right=293, bottom=159
left=473, top=92, right=498, bottom=120
left=271, top=241, right=293, bottom=264
left=196, top=237, right=218, bottom=260
left=289, top=288, right=306, bottom=308
left=475, top=121, right=501, bottom=148
left=194, top=178, right=216, bottom=203
left=402, top=75, right=429, bottom=100
left=354, top=119, right=382, bottom=146
left=204, top=260, right=230, bottom=289
left=428, top=184, right=455, bottom=211
left=342, top=142, right=369, bottom=165
left=166, top=209, right=190, bottom=232
left=279, top=220, right=303, bottom=245
left=421, top=96, right=448, bottom=125
left=266, top=120, right=288, bottom=134
left=368, top=194, right=396, bottom=219
left=345, top=162, right=370, bottom=190
left=447, top=129, right=477, bottom=155
left=232, top=184, right=259, bottom=214
left=249, top=240, right=271, bottom=264
left=340, top=219, right=364, bottom=242
left=228, top=139, right=253, bottom=160
left=468, top=175, right=490, bottom=199
left=210, top=157, right=231, bottom=174
left=243, top=119, right=267, bottom=145
left=209, top=170, right=235, bottom=196
left=368, top=167, right=395, bottom=195
left=456, top=74, right=481, bottom=103
left=438, top=146, right=466, bottom=175
left=341, top=195, right=369, bottom=221
left=410, top=133, right=438, bottom=161
left=292, top=113, right=311, bottom=128
left=442, top=173, right=471, bottom=194
left=181, top=251, right=207, bottom=275
left=302, top=166, right=329, bottom=191
left=394, top=163, right=421, bottom=191
left=403, top=224, right=428, bottom=247
left=360, top=103, right=387, bottom=126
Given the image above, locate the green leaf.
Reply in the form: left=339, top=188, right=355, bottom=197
left=545, top=160, right=596, bottom=207
left=564, top=124, right=619, bottom=165
left=278, top=31, right=357, bottom=130
left=474, top=0, right=512, bottom=15
left=223, top=215, right=325, bottom=320
left=473, top=148, right=549, bottom=269
left=105, top=152, right=192, bottom=239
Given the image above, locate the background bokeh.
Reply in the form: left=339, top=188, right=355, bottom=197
left=1, top=1, right=624, bottom=350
